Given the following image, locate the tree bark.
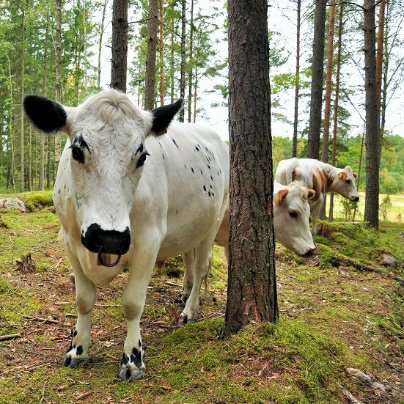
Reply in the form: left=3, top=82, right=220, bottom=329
left=20, top=7, right=25, bottom=191
left=375, top=0, right=386, bottom=167
left=159, top=0, right=165, bottom=105
left=329, top=3, right=344, bottom=221
left=292, top=0, right=301, bottom=158
left=225, top=0, right=278, bottom=335
left=307, top=0, right=327, bottom=159
left=111, top=0, right=128, bottom=92
left=193, top=65, right=198, bottom=122
left=97, top=0, right=108, bottom=88
left=145, top=0, right=158, bottom=109
left=179, top=0, right=186, bottom=121
left=169, top=2, right=175, bottom=104
left=321, top=0, right=336, bottom=164
left=187, top=0, right=194, bottom=122
left=363, top=0, right=380, bottom=229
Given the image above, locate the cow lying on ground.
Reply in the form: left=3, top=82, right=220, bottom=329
left=275, top=158, right=359, bottom=232
left=24, top=89, right=229, bottom=381
left=181, top=180, right=316, bottom=302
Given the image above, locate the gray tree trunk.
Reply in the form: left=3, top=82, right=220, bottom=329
left=292, top=0, right=301, bottom=158
left=225, top=0, right=278, bottom=335
left=308, top=0, right=327, bottom=159
left=111, top=0, right=128, bottom=92
left=179, top=0, right=186, bottom=122
left=363, top=0, right=380, bottom=228
left=145, top=0, right=158, bottom=109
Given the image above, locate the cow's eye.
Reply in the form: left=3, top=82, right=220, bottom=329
left=289, top=211, right=298, bottom=219
left=345, top=179, right=351, bottom=185
left=136, top=152, right=149, bottom=168
left=71, top=145, right=85, bottom=164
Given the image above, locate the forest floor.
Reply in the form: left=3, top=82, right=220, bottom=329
left=0, top=193, right=403, bottom=403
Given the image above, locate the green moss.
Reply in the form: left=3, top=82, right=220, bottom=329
left=18, top=191, right=53, bottom=211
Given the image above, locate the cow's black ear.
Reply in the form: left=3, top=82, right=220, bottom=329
left=24, top=95, right=67, bottom=133
left=151, top=99, right=183, bottom=135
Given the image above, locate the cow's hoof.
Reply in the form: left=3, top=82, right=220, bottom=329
left=64, top=345, right=88, bottom=368
left=119, top=365, right=145, bottom=381
left=177, top=313, right=188, bottom=326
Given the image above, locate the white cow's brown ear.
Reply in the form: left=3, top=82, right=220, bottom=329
left=338, top=171, right=348, bottom=181
left=151, top=99, right=183, bottom=135
left=274, top=189, right=288, bottom=206
left=24, top=95, right=70, bottom=134
left=353, top=172, right=358, bottom=179
left=307, top=189, right=316, bottom=200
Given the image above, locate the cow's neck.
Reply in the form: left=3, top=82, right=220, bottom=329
left=321, top=163, right=338, bottom=192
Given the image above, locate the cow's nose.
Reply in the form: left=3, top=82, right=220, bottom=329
left=303, top=247, right=316, bottom=257
left=81, top=224, right=131, bottom=255
left=352, top=196, right=359, bottom=202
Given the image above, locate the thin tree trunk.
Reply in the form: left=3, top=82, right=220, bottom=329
left=321, top=0, right=336, bottom=164
left=187, top=0, right=194, bottom=122
left=307, top=0, right=327, bottom=159
left=363, top=0, right=380, bottom=229
left=97, top=0, right=108, bottom=88
left=159, top=0, right=165, bottom=105
left=7, top=56, right=15, bottom=190
left=179, top=0, right=186, bottom=121
left=111, top=0, right=128, bottom=92
left=170, top=2, right=175, bottom=104
left=20, top=8, right=25, bottom=192
left=28, top=125, right=32, bottom=191
left=193, top=67, right=198, bottom=122
left=225, top=0, right=278, bottom=335
left=144, top=0, right=158, bottom=109
left=292, top=0, right=301, bottom=158
left=40, top=13, right=49, bottom=191
left=375, top=0, right=386, bottom=165
left=329, top=3, right=344, bottom=221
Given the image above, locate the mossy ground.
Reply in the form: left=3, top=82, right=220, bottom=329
left=0, top=199, right=403, bottom=403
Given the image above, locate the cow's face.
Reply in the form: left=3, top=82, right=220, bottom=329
left=273, top=182, right=316, bottom=256
left=24, top=90, right=182, bottom=266
left=331, top=166, right=359, bottom=202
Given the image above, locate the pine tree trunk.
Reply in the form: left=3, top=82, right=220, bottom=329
left=292, top=0, right=301, bottom=158
left=179, top=0, right=186, bottom=122
left=363, top=0, right=380, bottom=229
left=111, top=0, right=128, bottom=92
left=375, top=0, right=385, bottom=164
left=225, top=0, right=278, bottom=335
left=7, top=56, right=15, bottom=190
left=159, top=0, right=165, bottom=105
left=329, top=3, right=344, bottom=221
left=308, top=0, right=327, bottom=159
left=144, top=0, right=158, bottom=109
left=97, top=0, right=108, bottom=88
left=40, top=12, right=49, bottom=191
left=170, top=3, right=175, bottom=104
left=20, top=8, right=25, bottom=192
left=193, top=66, right=198, bottom=122
left=321, top=0, right=336, bottom=164
left=187, top=0, right=194, bottom=122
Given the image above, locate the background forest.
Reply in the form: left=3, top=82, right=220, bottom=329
left=0, top=0, right=403, bottom=194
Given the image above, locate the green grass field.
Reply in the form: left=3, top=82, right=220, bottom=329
left=0, top=193, right=403, bottom=402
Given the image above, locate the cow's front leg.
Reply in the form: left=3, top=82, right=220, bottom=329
left=64, top=260, right=96, bottom=368
left=119, top=240, right=158, bottom=381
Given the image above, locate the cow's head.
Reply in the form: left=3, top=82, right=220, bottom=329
left=331, top=166, right=359, bottom=202
left=24, top=89, right=182, bottom=266
left=273, top=181, right=316, bottom=256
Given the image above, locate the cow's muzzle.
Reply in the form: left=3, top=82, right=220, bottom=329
left=81, top=224, right=130, bottom=267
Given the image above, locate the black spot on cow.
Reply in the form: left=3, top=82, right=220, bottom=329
left=207, top=165, right=211, bottom=170
left=121, top=353, right=129, bottom=365
left=210, top=175, right=214, bottom=181
left=126, top=368, right=131, bottom=379
left=203, top=185, right=207, bottom=191
left=136, top=144, right=144, bottom=154
left=138, top=340, right=142, bottom=347
left=172, top=138, right=179, bottom=148
left=200, top=169, right=203, bottom=175
left=212, top=192, right=215, bottom=197
left=131, top=347, right=142, bottom=368
left=64, top=356, right=72, bottom=367
left=76, top=345, right=83, bottom=355
left=162, top=153, right=165, bottom=159
left=73, top=330, right=78, bottom=337
left=208, top=191, right=211, bottom=197
left=191, top=167, right=195, bottom=173
left=209, top=185, right=213, bottom=189
left=195, top=145, right=200, bottom=152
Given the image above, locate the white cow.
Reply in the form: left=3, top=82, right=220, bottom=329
left=182, top=180, right=316, bottom=301
left=275, top=158, right=359, bottom=231
left=24, top=89, right=229, bottom=381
